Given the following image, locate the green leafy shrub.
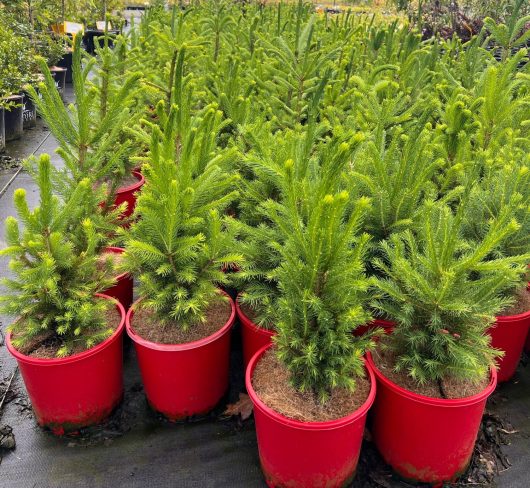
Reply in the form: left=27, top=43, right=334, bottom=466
left=0, top=14, right=32, bottom=104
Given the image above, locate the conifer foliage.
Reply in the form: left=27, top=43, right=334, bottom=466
left=27, top=35, right=140, bottom=201
left=0, top=155, right=115, bottom=357
left=372, top=201, right=529, bottom=385
left=251, top=130, right=375, bottom=402
left=122, top=102, right=241, bottom=329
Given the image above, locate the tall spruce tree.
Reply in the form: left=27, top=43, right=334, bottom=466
left=233, top=121, right=365, bottom=328
left=27, top=35, right=141, bottom=204
left=0, top=155, right=115, bottom=357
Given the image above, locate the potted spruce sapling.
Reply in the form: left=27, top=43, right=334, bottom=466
left=232, top=122, right=366, bottom=366
left=123, top=102, right=241, bottom=420
left=0, top=155, right=126, bottom=435
left=27, top=35, right=144, bottom=225
left=231, top=124, right=316, bottom=367
left=367, top=200, right=528, bottom=485
left=245, top=134, right=377, bottom=487
left=463, top=163, right=530, bottom=380
left=27, top=36, right=142, bottom=308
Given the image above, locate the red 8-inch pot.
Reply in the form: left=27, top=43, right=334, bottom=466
left=366, top=353, right=497, bottom=485
left=246, top=344, right=377, bottom=488
left=126, top=292, right=235, bottom=420
left=111, top=171, right=145, bottom=224
left=489, top=300, right=530, bottom=383
left=236, top=295, right=275, bottom=369
left=6, top=294, right=126, bottom=435
left=101, top=246, right=134, bottom=310
left=354, top=318, right=394, bottom=337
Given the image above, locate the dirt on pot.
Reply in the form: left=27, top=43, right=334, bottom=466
left=500, top=287, right=530, bottom=317
left=252, top=348, right=371, bottom=422
left=373, top=341, right=489, bottom=399
left=59, top=382, right=147, bottom=447
left=131, top=299, right=232, bottom=345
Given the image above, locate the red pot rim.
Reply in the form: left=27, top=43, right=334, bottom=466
left=368, top=318, right=395, bottom=329
left=495, top=309, right=530, bottom=322
left=236, top=293, right=276, bottom=339
left=6, top=293, right=125, bottom=366
left=116, top=170, right=144, bottom=194
left=245, top=344, right=377, bottom=431
left=102, top=246, right=129, bottom=281
left=126, top=290, right=236, bottom=351
left=366, top=352, right=497, bottom=407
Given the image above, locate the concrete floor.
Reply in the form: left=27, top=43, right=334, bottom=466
left=0, top=86, right=529, bottom=488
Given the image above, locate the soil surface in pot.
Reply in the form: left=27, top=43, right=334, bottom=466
left=14, top=304, right=121, bottom=359
left=239, top=301, right=257, bottom=322
left=372, top=339, right=489, bottom=399
left=252, top=348, right=370, bottom=422
left=131, top=298, right=231, bottom=345
left=500, top=287, right=530, bottom=316
left=99, top=173, right=140, bottom=189
left=97, top=250, right=125, bottom=274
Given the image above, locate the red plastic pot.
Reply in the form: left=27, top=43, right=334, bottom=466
left=354, top=318, right=394, bottom=337
left=126, top=292, right=236, bottom=420
left=6, top=294, right=125, bottom=435
left=236, top=295, right=275, bottom=368
left=489, top=289, right=530, bottom=383
left=366, top=353, right=497, bottom=485
left=113, top=170, right=145, bottom=222
left=101, top=247, right=133, bottom=310
left=246, top=344, right=376, bottom=488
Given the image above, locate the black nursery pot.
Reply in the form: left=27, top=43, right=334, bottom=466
left=0, top=108, right=5, bottom=153
left=50, top=67, right=67, bottom=101
left=83, top=30, right=119, bottom=54
left=57, top=50, right=73, bottom=83
left=4, top=95, right=24, bottom=142
left=22, top=91, right=37, bottom=130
